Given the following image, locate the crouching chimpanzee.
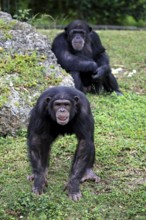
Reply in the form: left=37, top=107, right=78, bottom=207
left=27, top=86, right=100, bottom=201
left=52, top=20, right=122, bottom=95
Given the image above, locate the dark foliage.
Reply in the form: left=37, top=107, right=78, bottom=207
left=1, top=0, right=146, bottom=25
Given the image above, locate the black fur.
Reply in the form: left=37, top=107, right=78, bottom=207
left=27, top=86, right=99, bottom=201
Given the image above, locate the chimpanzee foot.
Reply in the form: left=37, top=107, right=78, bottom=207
left=81, top=169, right=101, bottom=183
left=115, top=91, right=123, bottom=96
left=83, top=86, right=92, bottom=93
left=92, top=73, right=100, bottom=80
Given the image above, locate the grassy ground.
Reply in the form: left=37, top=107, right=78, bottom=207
left=0, top=30, right=146, bottom=220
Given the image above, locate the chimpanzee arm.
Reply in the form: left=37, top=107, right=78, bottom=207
left=65, top=108, right=97, bottom=201
left=92, top=52, right=111, bottom=79
left=52, top=33, right=98, bottom=73
left=27, top=110, right=56, bottom=194
left=90, top=31, right=111, bottom=80
left=67, top=137, right=95, bottom=200
left=28, top=134, right=52, bottom=194
left=90, top=31, right=106, bottom=56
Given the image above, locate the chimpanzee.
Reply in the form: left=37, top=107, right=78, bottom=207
left=52, top=20, right=122, bottom=95
left=27, top=86, right=100, bottom=201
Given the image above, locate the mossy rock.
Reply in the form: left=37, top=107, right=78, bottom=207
left=0, top=12, right=74, bottom=136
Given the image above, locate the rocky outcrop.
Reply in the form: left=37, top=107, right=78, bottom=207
left=0, top=11, right=74, bottom=136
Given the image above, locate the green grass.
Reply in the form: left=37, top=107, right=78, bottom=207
left=0, top=30, right=146, bottom=220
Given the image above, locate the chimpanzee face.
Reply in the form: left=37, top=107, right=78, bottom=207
left=53, top=99, right=71, bottom=125
left=65, top=20, right=92, bottom=51
left=42, top=94, right=79, bottom=126
left=45, top=97, right=79, bottom=125
left=69, top=29, right=86, bottom=51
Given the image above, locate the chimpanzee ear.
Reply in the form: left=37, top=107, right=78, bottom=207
left=37, top=96, right=52, bottom=115
left=45, top=97, right=51, bottom=103
left=64, top=25, right=68, bottom=33
left=88, top=25, right=92, bottom=32
left=74, top=96, right=79, bottom=103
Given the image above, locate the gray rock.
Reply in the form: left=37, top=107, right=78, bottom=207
left=0, top=11, right=74, bottom=136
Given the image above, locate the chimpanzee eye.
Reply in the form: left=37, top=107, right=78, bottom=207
left=65, top=103, right=70, bottom=107
left=76, top=31, right=83, bottom=35
left=55, top=103, right=61, bottom=107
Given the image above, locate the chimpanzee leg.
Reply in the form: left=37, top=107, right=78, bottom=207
left=90, top=81, right=103, bottom=94
left=103, top=73, right=123, bottom=95
left=28, top=136, right=52, bottom=194
left=66, top=139, right=99, bottom=201
left=70, top=71, right=85, bottom=92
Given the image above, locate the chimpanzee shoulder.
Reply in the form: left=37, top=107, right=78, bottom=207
left=89, top=31, right=106, bottom=55
left=52, top=32, right=67, bottom=46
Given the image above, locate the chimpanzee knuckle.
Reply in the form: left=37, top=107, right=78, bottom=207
left=95, top=176, right=101, bottom=183
left=76, top=192, right=82, bottom=200
left=72, top=194, right=78, bottom=201
left=44, top=179, right=48, bottom=187
left=69, top=194, right=77, bottom=201
left=27, top=174, right=34, bottom=182
left=32, top=186, right=43, bottom=195
left=72, top=192, right=82, bottom=202
left=69, top=192, right=82, bottom=201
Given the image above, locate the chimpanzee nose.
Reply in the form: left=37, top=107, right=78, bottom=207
left=60, top=108, right=65, bottom=112
left=75, top=35, right=81, bottom=40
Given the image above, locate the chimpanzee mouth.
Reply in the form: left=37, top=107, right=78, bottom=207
left=73, top=44, right=84, bottom=51
left=57, top=116, right=69, bottom=125
left=58, top=115, right=68, bottom=121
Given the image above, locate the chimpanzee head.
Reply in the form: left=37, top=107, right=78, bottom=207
left=65, top=20, right=92, bottom=51
left=37, top=88, right=80, bottom=126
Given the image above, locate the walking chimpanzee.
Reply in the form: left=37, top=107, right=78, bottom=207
left=27, top=86, right=100, bottom=201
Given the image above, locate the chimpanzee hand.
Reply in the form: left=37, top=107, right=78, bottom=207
left=65, top=180, right=82, bottom=201
left=92, top=66, right=105, bottom=81
left=83, top=60, right=98, bottom=73
left=27, top=174, right=48, bottom=195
